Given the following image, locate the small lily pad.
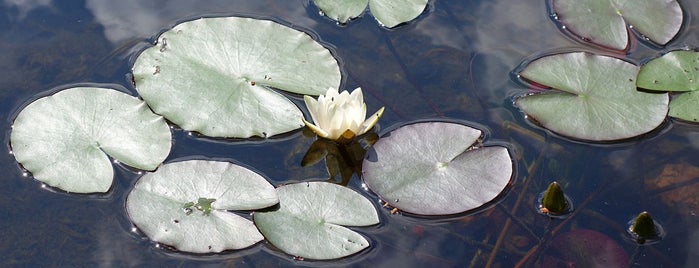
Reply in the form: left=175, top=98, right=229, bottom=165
left=132, top=17, right=341, bottom=138
left=637, top=50, right=699, bottom=122
left=126, top=160, right=279, bottom=253
left=552, top=0, right=683, bottom=50
left=10, top=86, right=171, bottom=193
left=516, top=52, right=668, bottom=141
left=254, top=181, right=379, bottom=260
left=313, top=0, right=428, bottom=28
left=362, top=122, right=513, bottom=216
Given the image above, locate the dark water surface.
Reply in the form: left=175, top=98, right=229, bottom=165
left=2, top=0, right=698, bottom=267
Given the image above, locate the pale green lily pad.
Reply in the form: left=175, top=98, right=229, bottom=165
left=362, top=122, right=513, bottom=216
left=516, top=52, right=668, bottom=141
left=254, top=181, right=379, bottom=260
left=10, top=86, right=171, bottom=193
left=313, top=0, right=428, bottom=28
left=313, top=0, right=367, bottom=23
left=638, top=50, right=699, bottom=122
left=126, top=160, right=279, bottom=253
left=132, top=17, right=341, bottom=138
left=552, top=0, right=682, bottom=50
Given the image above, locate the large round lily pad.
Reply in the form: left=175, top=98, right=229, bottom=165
left=552, top=0, right=682, bottom=50
left=254, top=181, right=379, bottom=260
left=132, top=16, right=341, bottom=138
left=126, top=160, right=279, bottom=253
left=516, top=52, right=668, bottom=141
left=10, top=86, right=171, bottom=193
left=362, top=122, right=513, bottom=216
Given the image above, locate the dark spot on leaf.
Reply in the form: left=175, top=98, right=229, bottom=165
left=159, top=38, right=168, bottom=52
left=208, top=245, right=212, bottom=250
left=173, top=219, right=179, bottom=223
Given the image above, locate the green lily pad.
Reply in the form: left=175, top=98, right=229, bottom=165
left=126, top=160, right=279, bottom=253
left=552, top=0, right=683, bottom=50
left=668, top=91, right=699, bottom=122
left=516, top=52, right=668, bottom=141
left=362, top=122, right=513, bottom=216
left=132, top=17, right=341, bottom=138
left=313, top=0, right=428, bottom=28
left=10, top=86, right=171, bottom=193
left=637, top=50, right=699, bottom=122
left=254, top=181, right=379, bottom=260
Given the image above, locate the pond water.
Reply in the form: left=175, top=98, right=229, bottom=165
left=1, top=0, right=698, bottom=267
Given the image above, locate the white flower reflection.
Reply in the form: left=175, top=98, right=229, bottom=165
left=303, top=87, right=384, bottom=141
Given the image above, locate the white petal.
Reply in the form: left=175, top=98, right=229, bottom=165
left=350, top=87, right=363, bottom=103
left=358, top=107, right=385, bottom=135
left=324, top=87, right=340, bottom=100
left=304, top=95, right=326, bottom=130
left=302, top=118, right=330, bottom=138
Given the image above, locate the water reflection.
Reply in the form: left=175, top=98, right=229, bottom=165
left=84, top=0, right=318, bottom=44
left=301, top=131, right=378, bottom=185
left=4, top=0, right=51, bottom=19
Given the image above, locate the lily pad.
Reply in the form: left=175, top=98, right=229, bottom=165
left=132, top=17, right=341, bottom=138
left=126, top=160, right=279, bottom=253
left=552, top=0, right=683, bottom=50
left=254, top=181, right=379, bottom=260
left=516, top=52, right=668, bottom=141
left=362, top=122, right=513, bottom=216
left=10, top=86, right=171, bottom=193
left=313, top=0, right=428, bottom=28
left=637, top=50, right=699, bottom=122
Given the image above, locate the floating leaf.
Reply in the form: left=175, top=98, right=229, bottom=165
left=516, top=52, right=668, bottom=141
left=552, top=0, right=683, bottom=50
left=362, top=122, right=513, bottom=216
left=254, top=181, right=379, bottom=260
left=10, top=87, right=171, bottom=193
left=313, top=0, right=428, bottom=28
left=667, top=91, right=699, bottom=122
left=132, top=17, right=341, bottom=138
left=637, top=50, right=699, bottom=122
left=126, top=160, right=279, bottom=253
left=313, top=0, right=367, bottom=23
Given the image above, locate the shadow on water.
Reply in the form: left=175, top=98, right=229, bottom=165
left=2, top=0, right=699, bottom=267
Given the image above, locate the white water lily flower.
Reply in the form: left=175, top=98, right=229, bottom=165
left=303, top=87, right=385, bottom=141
